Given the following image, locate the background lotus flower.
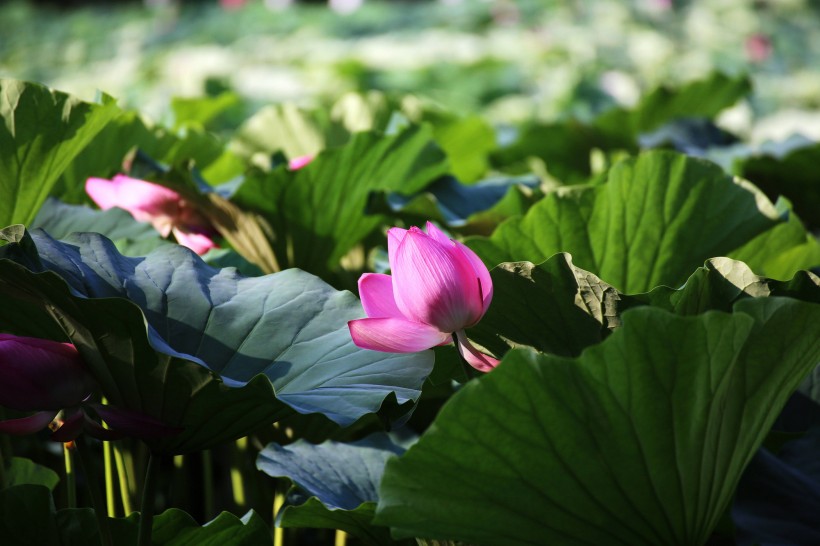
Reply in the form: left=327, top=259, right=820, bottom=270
left=0, top=334, right=180, bottom=441
left=86, top=174, right=218, bottom=255
left=348, top=222, right=499, bottom=372
left=288, top=154, right=314, bottom=170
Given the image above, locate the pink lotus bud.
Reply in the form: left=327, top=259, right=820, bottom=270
left=348, top=222, right=499, bottom=372
left=86, top=174, right=217, bottom=255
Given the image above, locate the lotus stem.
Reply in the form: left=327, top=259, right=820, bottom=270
left=113, top=443, right=134, bottom=514
left=202, top=450, right=215, bottom=519
left=63, top=442, right=77, bottom=509
left=273, top=486, right=285, bottom=546
left=334, top=530, right=348, bottom=546
left=138, top=453, right=159, bottom=546
left=103, top=441, right=115, bottom=516
left=231, top=437, right=248, bottom=509
left=74, top=436, right=113, bottom=546
left=100, top=397, right=115, bottom=517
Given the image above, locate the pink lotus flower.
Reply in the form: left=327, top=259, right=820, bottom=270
left=348, top=222, right=500, bottom=372
left=0, top=334, right=180, bottom=441
left=86, top=174, right=218, bottom=255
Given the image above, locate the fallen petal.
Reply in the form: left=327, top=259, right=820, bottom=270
left=348, top=317, right=449, bottom=353
left=455, top=330, right=500, bottom=373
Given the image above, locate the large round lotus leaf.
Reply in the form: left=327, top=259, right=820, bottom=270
left=376, top=299, right=820, bottom=545
left=0, top=227, right=433, bottom=453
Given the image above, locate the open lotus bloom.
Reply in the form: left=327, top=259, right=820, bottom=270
left=0, top=334, right=181, bottom=441
left=348, top=222, right=500, bottom=372
left=85, top=174, right=218, bottom=255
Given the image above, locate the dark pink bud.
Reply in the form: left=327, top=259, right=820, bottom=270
left=0, top=334, right=95, bottom=412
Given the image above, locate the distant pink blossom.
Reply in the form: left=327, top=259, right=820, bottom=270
left=648, top=0, right=673, bottom=12
left=288, top=155, right=314, bottom=170
left=348, top=222, right=499, bottom=372
left=746, top=34, right=772, bottom=63
left=86, top=174, right=218, bottom=255
left=220, top=0, right=247, bottom=10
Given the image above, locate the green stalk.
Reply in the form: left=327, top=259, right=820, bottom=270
left=100, top=397, right=115, bottom=517
left=231, top=437, right=248, bottom=509
left=113, top=443, right=134, bottom=514
left=102, top=439, right=116, bottom=516
left=63, top=442, right=76, bottom=509
left=335, top=530, right=348, bottom=546
left=202, top=450, right=215, bottom=520
left=138, top=454, right=159, bottom=546
left=273, top=486, right=285, bottom=546
left=74, top=437, right=113, bottom=546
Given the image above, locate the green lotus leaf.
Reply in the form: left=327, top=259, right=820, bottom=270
left=469, top=253, right=820, bottom=362
left=5, top=458, right=60, bottom=491
left=467, top=150, right=803, bottom=293
left=151, top=509, right=271, bottom=546
left=0, top=79, right=119, bottom=227
left=230, top=124, right=448, bottom=274
left=729, top=198, right=820, bottom=280
left=631, top=72, right=751, bottom=133
left=31, top=197, right=170, bottom=257
left=0, top=485, right=61, bottom=545
left=376, top=298, right=820, bottom=545
left=258, top=433, right=408, bottom=545
left=467, top=253, right=622, bottom=359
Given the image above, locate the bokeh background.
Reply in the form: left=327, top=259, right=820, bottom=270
left=3, top=0, right=820, bottom=143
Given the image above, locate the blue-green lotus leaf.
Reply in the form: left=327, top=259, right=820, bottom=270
left=0, top=227, right=433, bottom=453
